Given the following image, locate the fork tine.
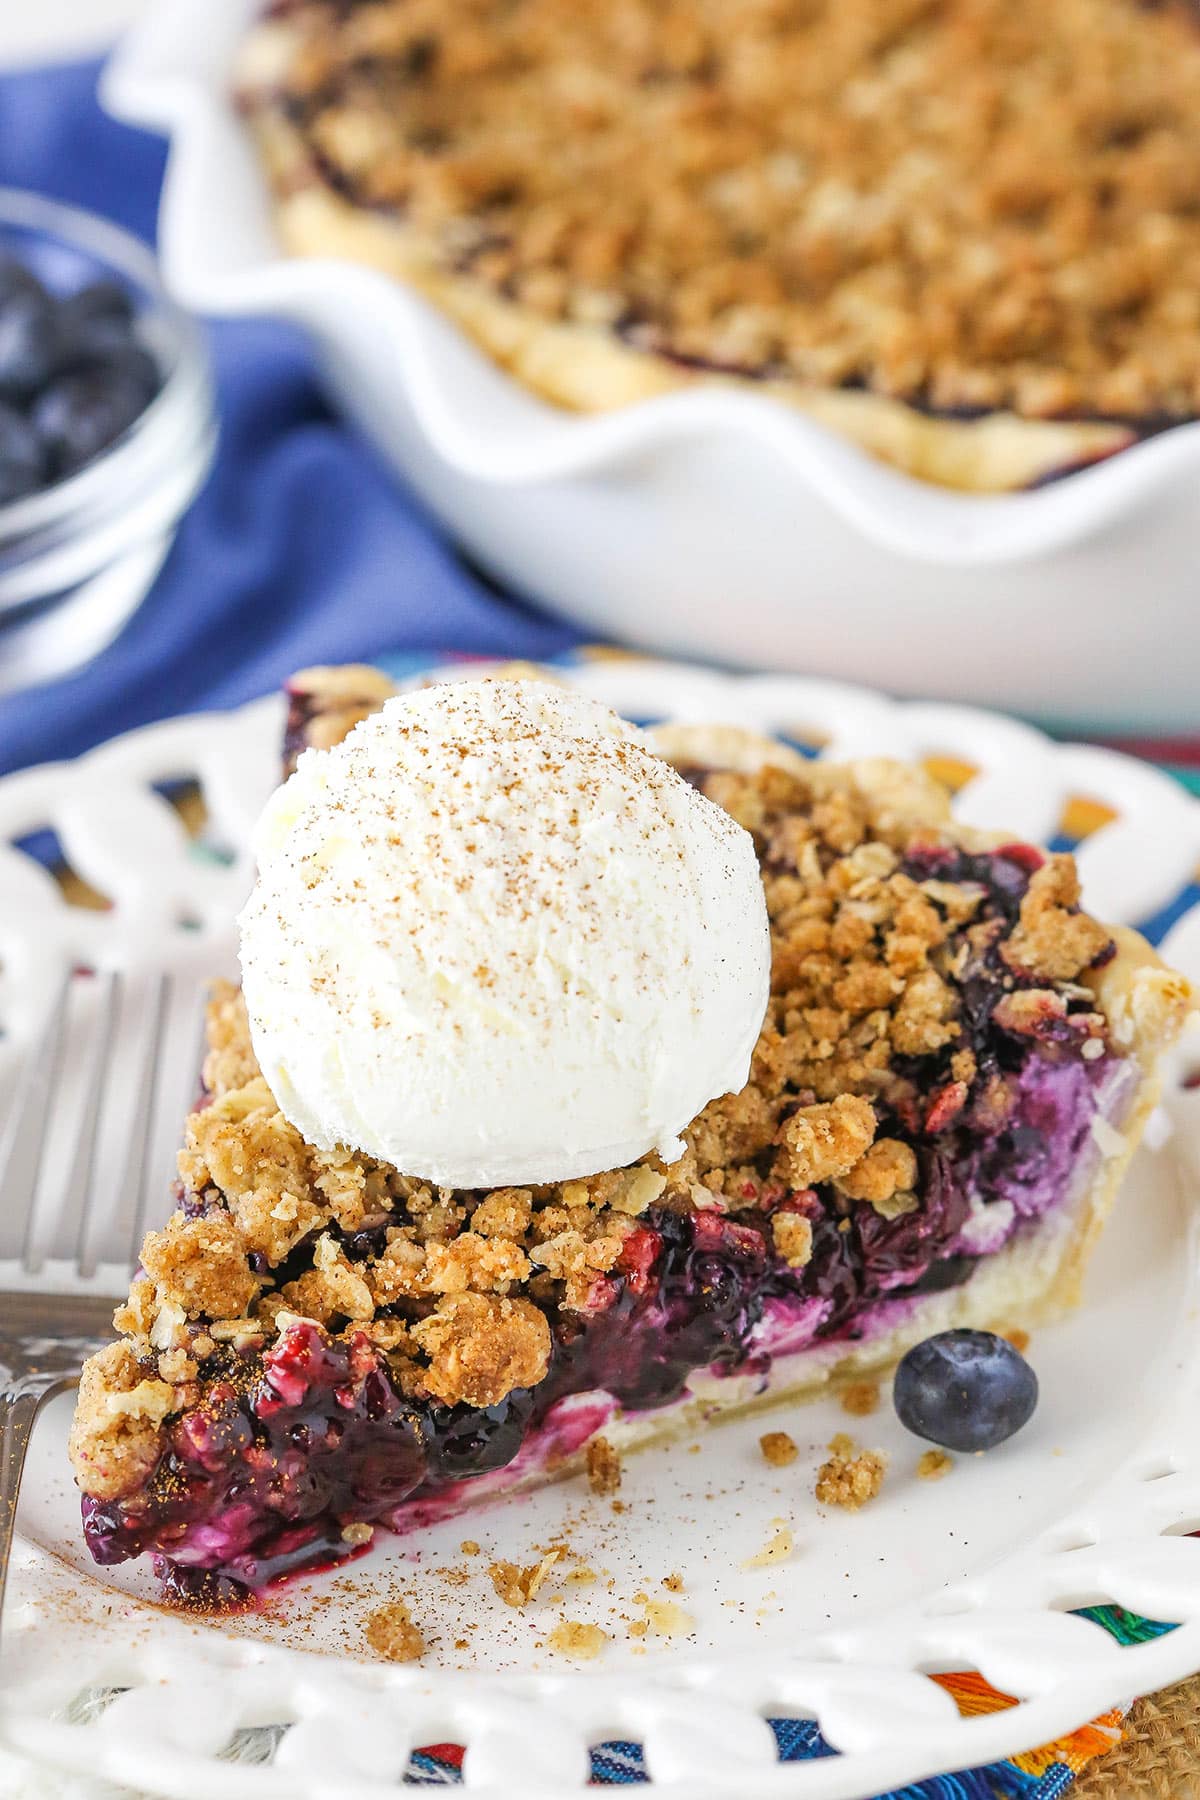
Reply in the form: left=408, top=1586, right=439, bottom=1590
left=139, top=971, right=209, bottom=1241
left=26, top=971, right=118, bottom=1275
left=127, top=970, right=173, bottom=1268
left=0, top=976, right=70, bottom=1267
left=82, top=970, right=169, bottom=1278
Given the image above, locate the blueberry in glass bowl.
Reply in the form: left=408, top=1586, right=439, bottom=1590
left=0, top=189, right=216, bottom=693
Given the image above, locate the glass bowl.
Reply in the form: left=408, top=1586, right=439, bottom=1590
left=0, top=188, right=217, bottom=694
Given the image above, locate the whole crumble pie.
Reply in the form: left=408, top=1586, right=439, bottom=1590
left=240, top=0, right=1200, bottom=424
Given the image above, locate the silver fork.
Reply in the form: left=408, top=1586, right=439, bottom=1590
left=0, top=969, right=202, bottom=1642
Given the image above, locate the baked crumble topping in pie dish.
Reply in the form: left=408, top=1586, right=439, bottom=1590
left=69, top=666, right=1191, bottom=1607
left=233, top=0, right=1200, bottom=492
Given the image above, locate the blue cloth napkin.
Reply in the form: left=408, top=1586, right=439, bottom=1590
left=0, top=59, right=582, bottom=778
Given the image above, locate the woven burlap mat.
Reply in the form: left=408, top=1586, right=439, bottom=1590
left=1073, top=1675, right=1200, bottom=1799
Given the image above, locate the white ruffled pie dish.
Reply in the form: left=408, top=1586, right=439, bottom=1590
left=101, top=0, right=1200, bottom=732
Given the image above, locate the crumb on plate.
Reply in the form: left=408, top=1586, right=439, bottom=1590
left=488, top=1550, right=560, bottom=1608
left=586, top=1434, right=622, bottom=1496
left=363, top=1599, right=424, bottom=1662
left=639, top=1596, right=695, bottom=1637
left=744, top=1525, right=795, bottom=1568
left=548, top=1620, right=609, bottom=1660
left=759, top=1430, right=798, bottom=1467
left=816, top=1437, right=887, bottom=1510
left=840, top=1380, right=881, bottom=1417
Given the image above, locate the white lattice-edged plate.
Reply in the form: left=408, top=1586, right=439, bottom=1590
left=3, top=658, right=1200, bottom=1800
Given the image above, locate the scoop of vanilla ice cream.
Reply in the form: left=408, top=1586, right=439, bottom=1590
left=238, top=679, right=770, bottom=1189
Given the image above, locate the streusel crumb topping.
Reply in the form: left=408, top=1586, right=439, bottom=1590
left=247, top=0, right=1200, bottom=421
left=71, top=672, right=1125, bottom=1500
left=68, top=1343, right=177, bottom=1503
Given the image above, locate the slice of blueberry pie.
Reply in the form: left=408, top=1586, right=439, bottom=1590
left=70, top=667, right=1190, bottom=1606
left=233, top=0, right=1200, bottom=491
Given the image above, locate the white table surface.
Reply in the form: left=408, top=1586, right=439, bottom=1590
left=0, top=0, right=146, bottom=68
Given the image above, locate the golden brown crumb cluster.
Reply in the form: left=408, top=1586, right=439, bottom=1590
left=586, top=1434, right=623, bottom=1497
left=245, top=0, right=1200, bottom=420
left=363, top=1597, right=425, bottom=1661
left=759, top=1430, right=798, bottom=1468
left=663, top=757, right=1113, bottom=1222
left=488, top=1549, right=560, bottom=1607
left=67, top=1343, right=177, bottom=1503
left=71, top=668, right=1121, bottom=1499
left=816, top=1433, right=887, bottom=1509
left=840, top=1380, right=881, bottom=1418
left=548, top=1620, right=610, bottom=1660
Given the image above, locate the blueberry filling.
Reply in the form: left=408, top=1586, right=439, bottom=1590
left=81, top=1055, right=1121, bottom=1601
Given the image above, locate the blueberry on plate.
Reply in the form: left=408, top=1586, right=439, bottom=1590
left=893, top=1328, right=1037, bottom=1453
left=0, top=285, right=60, bottom=402
left=0, top=400, right=47, bottom=504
